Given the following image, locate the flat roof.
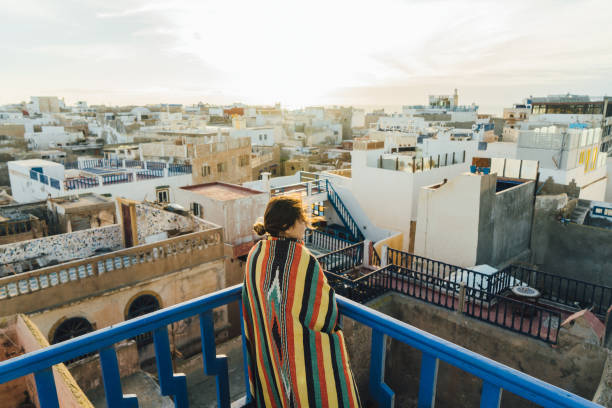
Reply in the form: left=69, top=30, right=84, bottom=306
left=51, top=193, right=114, bottom=211
left=181, top=182, right=264, bottom=201
left=9, top=159, right=64, bottom=167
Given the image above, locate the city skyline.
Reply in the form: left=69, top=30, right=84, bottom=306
left=2, top=0, right=612, bottom=114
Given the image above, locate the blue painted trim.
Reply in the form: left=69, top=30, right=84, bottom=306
left=239, top=299, right=254, bottom=404
left=418, top=353, right=438, bottom=408
left=336, top=295, right=600, bottom=408
left=480, top=381, right=502, bottom=408
left=34, top=368, right=60, bottom=408
left=0, top=285, right=603, bottom=408
left=153, top=327, right=188, bottom=407
left=368, top=329, right=394, bottom=408
left=99, top=347, right=138, bottom=407
left=200, top=310, right=230, bottom=408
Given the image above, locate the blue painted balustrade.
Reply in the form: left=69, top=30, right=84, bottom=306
left=0, top=285, right=603, bottom=408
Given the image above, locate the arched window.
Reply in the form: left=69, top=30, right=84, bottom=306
left=52, top=317, right=94, bottom=364
left=126, top=294, right=161, bottom=347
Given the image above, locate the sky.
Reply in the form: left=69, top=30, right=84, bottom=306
left=1, top=0, right=612, bottom=115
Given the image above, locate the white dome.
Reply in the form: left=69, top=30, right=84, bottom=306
left=130, top=107, right=151, bottom=116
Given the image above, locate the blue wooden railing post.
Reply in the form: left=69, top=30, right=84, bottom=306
left=153, top=327, right=188, bottom=408
left=369, top=329, right=395, bottom=408
left=34, top=368, right=60, bottom=408
left=240, top=299, right=254, bottom=404
left=418, top=353, right=439, bottom=408
left=480, top=382, right=502, bottom=408
left=199, top=310, right=230, bottom=408
left=99, top=347, right=138, bottom=407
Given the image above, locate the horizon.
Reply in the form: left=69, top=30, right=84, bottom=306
left=2, top=0, right=612, bottom=115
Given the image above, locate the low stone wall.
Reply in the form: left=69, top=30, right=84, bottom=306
left=14, top=314, right=94, bottom=407
left=342, top=293, right=607, bottom=407
left=0, top=224, right=121, bottom=267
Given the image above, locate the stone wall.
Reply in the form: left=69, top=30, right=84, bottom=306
left=342, top=293, right=607, bottom=407
left=0, top=315, right=30, bottom=408
left=14, top=314, right=94, bottom=407
left=134, top=203, right=199, bottom=243
left=0, top=224, right=122, bottom=268
left=531, top=195, right=612, bottom=287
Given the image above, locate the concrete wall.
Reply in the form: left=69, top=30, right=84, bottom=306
left=490, top=180, right=535, bottom=265
left=415, top=174, right=484, bottom=266
left=351, top=149, right=469, bottom=251
left=14, top=314, right=94, bottom=407
left=28, top=258, right=225, bottom=350
left=173, top=188, right=269, bottom=245
left=531, top=194, right=612, bottom=287
left=342, top=293, right=607, bottom=407
left=606, top=157, right=612, bottom=202
left=134, top=203, right=200, bottom=243
left=415, top=173, right=534, bottom=268
left=0, top=224, right=122, bottom=267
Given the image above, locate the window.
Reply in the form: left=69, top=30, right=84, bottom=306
left=217, top=162, right=226, bottom=173
left=191, top=202, right=202, bottom=217
left=156, top=187, right=169, bottom=203
left=239, top=154, right=250, bottom=167
left=202, top=165, right=211, bottom=177
left=312, top=202, right=324, bottom=216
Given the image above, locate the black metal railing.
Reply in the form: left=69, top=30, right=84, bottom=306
left=345, top=265, right=561, bottom=343
left=387, top=249, right=494, bottom=300
left=318, top=242, right=363, bottom=274
left=305, top=229, right=353, bottom=253
left=496, top=265, right=612, bottom=317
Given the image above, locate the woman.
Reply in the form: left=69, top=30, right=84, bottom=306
left=242, top=196, right=361, bottom=407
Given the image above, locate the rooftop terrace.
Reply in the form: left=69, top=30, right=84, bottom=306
left=180, top=182, right=264, bottom=201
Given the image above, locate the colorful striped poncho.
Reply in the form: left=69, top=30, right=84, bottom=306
left=242, top=236, right=361, bottom=407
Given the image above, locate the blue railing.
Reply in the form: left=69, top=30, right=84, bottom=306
left=137, top=169, right=164, bottom=180
left=168, top=164, right=192, bottom=176
left=102, top=173, right=133, bottom=185
left=325, top=179, right=364, bottom=242
left=64, top=177, right=99, bottom=190
left=0, top=284, right=601, bottom=408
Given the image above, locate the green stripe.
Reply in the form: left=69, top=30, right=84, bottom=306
left=309, top=332, right=323, bottom=405
left=331, top=334, right=351, bottom=407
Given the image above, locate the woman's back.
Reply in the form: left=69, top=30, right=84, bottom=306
left=242, top=237, right=361, bottom=408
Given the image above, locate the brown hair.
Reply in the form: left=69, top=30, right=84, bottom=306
left=253, top=196, right=321, bottom=236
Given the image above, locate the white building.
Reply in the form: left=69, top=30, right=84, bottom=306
left=7, top=159, right=193, bottom=204
left=24, top=126, right=83, bottom=149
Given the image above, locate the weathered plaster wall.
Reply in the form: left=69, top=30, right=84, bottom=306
left=0, top=316, right=30, bottom=408
left=0, top=224, right=121, bottom=266
left=27, top=258, right=226, bottom=354
left=342, top=293, right=607, bottom=407
left=489, top=181, right=535, bottom=265
left=134, top=203, right=199, bottom=243
left=15, top=314, right=94, bottom=408
left=531, top=195, right=612, bottom=287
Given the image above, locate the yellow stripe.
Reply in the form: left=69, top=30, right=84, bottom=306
left=321, top=334, right=339, bottom=408
left=291, top=250, right=312, bottom=405
left=314, top=266, right=330, bottom=331
left=250, top=241, right=274, bottom=408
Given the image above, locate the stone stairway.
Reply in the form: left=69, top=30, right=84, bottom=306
left=570, top=199, right=591, bottom=224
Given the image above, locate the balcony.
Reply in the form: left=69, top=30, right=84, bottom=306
left=0, top=283, right=602, bottom=407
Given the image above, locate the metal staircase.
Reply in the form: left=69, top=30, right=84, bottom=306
left=325, top=179, right=365, bottom=242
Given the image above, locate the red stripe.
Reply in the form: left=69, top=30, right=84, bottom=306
left=315, top=332, right=329, bottom=406
left=247, top=241, right=278, bottom=407
left=285, top=243, right=303, bottom=406
left=309, top=265, right=324, bottom=329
